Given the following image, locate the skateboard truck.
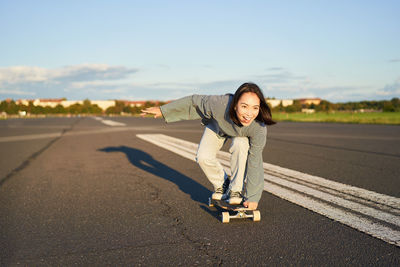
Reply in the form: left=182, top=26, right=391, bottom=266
left=208, top=198, right=261, bottom=223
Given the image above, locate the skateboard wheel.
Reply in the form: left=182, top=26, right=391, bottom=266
left=252, top=210, right=261, bottom=222
left=222, top=212, right=230, bottom=223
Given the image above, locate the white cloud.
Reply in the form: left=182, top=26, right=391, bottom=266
left=0, top=88, right=36, bottom=96
left=69, top=80, right=128, bottom=89
left=0, top=64, right=139, bottom=99
left=0, top=66, right=49, bottom=84
left=378, top=78, right=400, bottom=96
left=0, top=64, right=137, bottom=85
left=52, top=64, right=137, bottom=82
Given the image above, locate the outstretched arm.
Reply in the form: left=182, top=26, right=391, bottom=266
left=141, top=107, right=162, bottom=118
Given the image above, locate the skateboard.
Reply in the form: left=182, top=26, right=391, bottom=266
left=208, top=198, right=261, bottom=223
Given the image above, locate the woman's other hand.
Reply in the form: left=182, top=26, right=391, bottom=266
left=141, top=107, right=162, bottom=118
left=243, top=201, right=258, bottom=210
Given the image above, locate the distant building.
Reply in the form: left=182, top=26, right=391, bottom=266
left=121, top=100, right=166, bottom=107
left=90, top=100, right=115, bottom=110
left=60, top=100, right=84, bottom=107
left=121, top=100, right=147, bottom=107
left=34, top=98, right=64, bottom=108
left=301, top=108, right=315, bottom=114
left=60, top=100, right=115, bottom=110
left=297, top=98, right=321, bottom=106
left=266, top=99, right=294, bottom=108
left=266, top=99, right=280, bottom=108
left=16, top=99, right=32, bottom=105
left=281, top=99, right=294, bottom=107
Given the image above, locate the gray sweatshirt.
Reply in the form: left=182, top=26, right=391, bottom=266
left=160, top=94, right=267, bottom=202
left=160, top=94, right=267, bottom=203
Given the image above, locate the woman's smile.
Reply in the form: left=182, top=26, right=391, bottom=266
left=235, top=92, right=260, bottom=126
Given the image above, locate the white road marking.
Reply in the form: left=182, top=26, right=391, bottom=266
left=0, top=127, right=152, bottom=143
left=137, top=133, right=400, bottom=247
left=93, top=117, right=126, bottom=126
left=0, top=132, right=63, bottom=142
left=0, top=118, right=125, bottom=143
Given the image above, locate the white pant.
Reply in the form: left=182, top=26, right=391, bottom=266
left=196, top=126, right=249, bottom=193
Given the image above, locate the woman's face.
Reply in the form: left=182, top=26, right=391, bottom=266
left=234, top=92, right=260, bottom=126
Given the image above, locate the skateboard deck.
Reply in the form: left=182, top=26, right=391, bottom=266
left=208, top=198, right=261, bottom=223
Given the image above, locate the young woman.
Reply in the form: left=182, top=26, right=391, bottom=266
left=141, top=82, right=275, bottom=210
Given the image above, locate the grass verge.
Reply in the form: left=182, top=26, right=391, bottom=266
left=273, top=112, right=400, bottom=125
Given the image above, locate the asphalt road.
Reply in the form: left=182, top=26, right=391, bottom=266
left=0, top=117, right=399, bottom=266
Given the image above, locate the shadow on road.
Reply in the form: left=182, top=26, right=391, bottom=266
left=99, top=146, right=212, bottom=204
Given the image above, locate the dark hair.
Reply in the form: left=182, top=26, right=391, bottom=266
left=229, top=82, right=276, bottom=126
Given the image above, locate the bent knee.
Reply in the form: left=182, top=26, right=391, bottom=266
left=196, top=154, right=217, bottom=167
left=230, top=137, right=249, bottom=153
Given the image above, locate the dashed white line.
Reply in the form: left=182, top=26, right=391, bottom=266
left=93, top=117, right=126, bottom=126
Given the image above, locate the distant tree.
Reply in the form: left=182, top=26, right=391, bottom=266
left=315, top=100, right=335, bottom=112
left=27, top=101, right=35, bottom=114
left=82, top=99, right=92, bottom=113
left=68, top=103, right=83, bottom=114
left=144, top=101, right=153, bottom=108
left=391, top=98, right=400, bottom=111
left=383, top=101, right=395, bottom=112
left=1, top=100, right=19, bottom=114
left=90, top=104, right=103, bottom=114
left=0, top=101, right=8, bottom=113
left=44, top=106, right=53, bottom=114
left=30, top=105, right=43, bottom=114
left=272, top=102, right=285, bottom=112
left=19, top=104, right=29, bottom=113
left=54, top=104, right=67, bottom=114
left=289, top=100, right=303, bottom=112
left=106, top=101, right=124, bottom=114
left=284, top=105, right=297, bottom=113
left=130, top=105, right=142, bottom=114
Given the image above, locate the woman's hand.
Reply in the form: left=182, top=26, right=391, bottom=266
left=141, top=107, right=162, bottom=118
left=243, top=201, right=258, bottom=210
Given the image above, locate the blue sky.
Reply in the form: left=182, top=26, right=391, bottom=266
left=0, top=0, right=399, bottom=102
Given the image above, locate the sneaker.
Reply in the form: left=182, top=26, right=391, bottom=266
left=212, top=177, right=231, bottom=200
left=212, top=187, right=224, bottom=200
left=228, top=191, right=243, bottom=205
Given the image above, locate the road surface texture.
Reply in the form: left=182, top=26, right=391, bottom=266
left=1, top=117, right=399, bottom=266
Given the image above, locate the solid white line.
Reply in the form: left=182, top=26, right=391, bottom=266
left=264, top=181, right=400, bottom=247
left=262, top=162, right=400, bottom=209
left=136, top=133, right=400, bottom=247
left=265, top=170, right=400, bottom=216
left=264, top=173, right=400, bottom=227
